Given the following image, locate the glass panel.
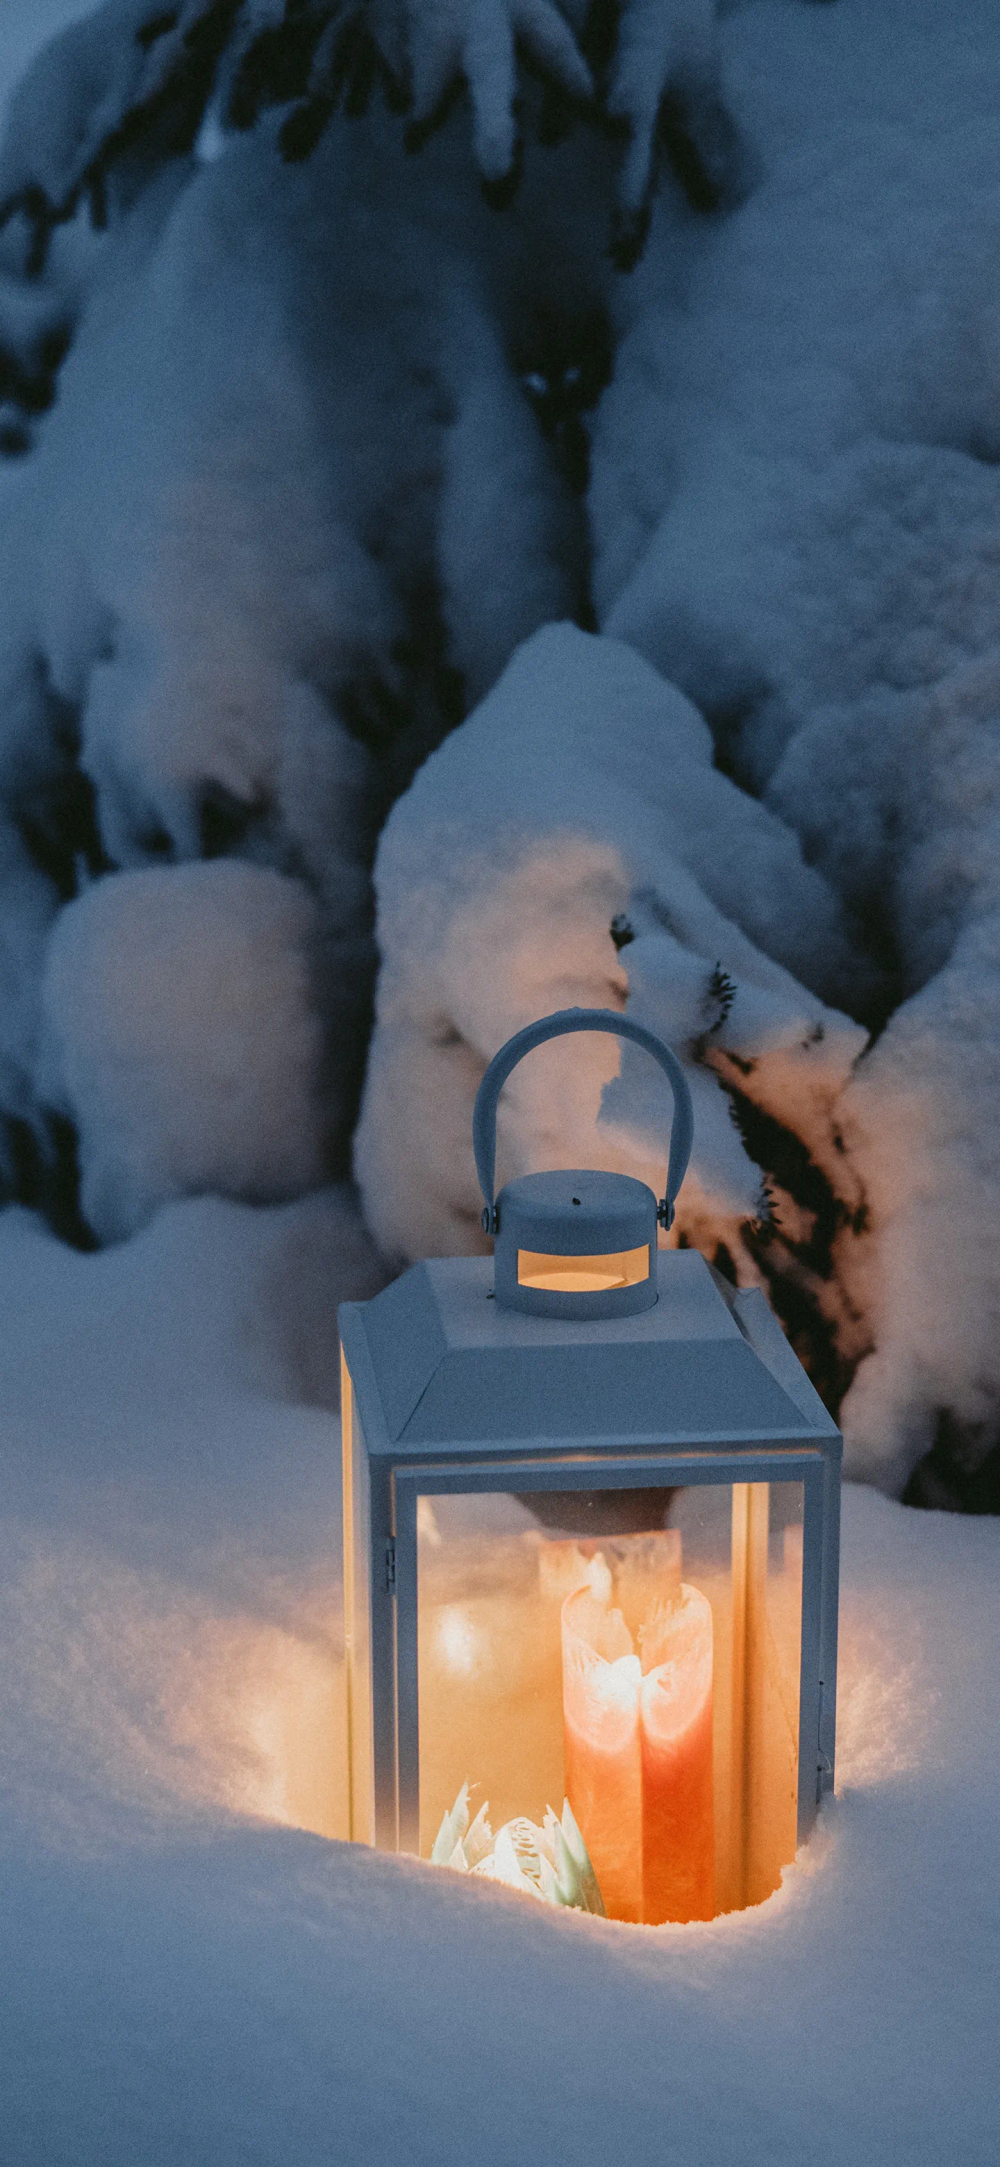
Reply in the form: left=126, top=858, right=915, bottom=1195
left=416, top=1480, right=803, bottom=1920
left=341, top=1351, right=374, bottom=1845
left=740, top=1482, right=803, bottom=1908
left=517, top=1245, right=651, bottom=1292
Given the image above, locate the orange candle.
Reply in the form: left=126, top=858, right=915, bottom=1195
left=640, top=1587, right=715, bottom=1924
left=561, top=1586, right=643, bottom=1923
left=561, top=1554, right=715, bottom=1925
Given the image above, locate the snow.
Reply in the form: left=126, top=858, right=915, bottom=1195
left=1, top=0, right=1000, bottom=2140
left=0, top=1188, right=388, bottom=1847
left=39, top=861, right=332, bottom=1242
left=356, top=621, right=868, bottom=1271
left=351, top=0, right=1000, bottom=1498
left=5, top=101, right=578, bottom=824
left=0, top=1, right=94, bottom=134
left=0, top=3, right=101, bottom=453
left=1, top=0, right=999, bottom=1480
left=0, top=91, right=590, bottom=1218
left=593, top=0, right=1000, bottom=1490
left=0, top=0, right=735, bottom=230
left=0, top=1193, right=997, bottom=2163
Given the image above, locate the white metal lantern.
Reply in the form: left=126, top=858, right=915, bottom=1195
left=339, top=1009, right=840, bottom=1921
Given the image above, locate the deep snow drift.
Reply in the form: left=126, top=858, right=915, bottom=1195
left=0, top=1194, right=996, bottom=2165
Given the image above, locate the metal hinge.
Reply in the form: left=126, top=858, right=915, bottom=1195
left=385, top=1538, right=396, bottom=1594
left=816, top=1680, right=833, bottom=1796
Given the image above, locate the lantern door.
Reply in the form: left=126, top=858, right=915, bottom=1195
left=384, top=1459, right=829, bottom=1922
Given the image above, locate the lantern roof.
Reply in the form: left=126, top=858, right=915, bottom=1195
left=338, top=1251, right=840, bottom=1457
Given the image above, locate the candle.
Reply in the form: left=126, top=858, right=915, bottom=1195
left=639, top=1588, right=715, bottom=1924
left=562, top=1582, right=643, bottom=1923
left=561, top=1545, right=714, bottom=1925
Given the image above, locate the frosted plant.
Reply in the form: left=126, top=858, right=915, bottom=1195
left=601, top=0, right=737, bottom=244
left=582, top=0, right=1000, bottom=1498
left=0, top=95, right=589, bottom=1227
left=0, top=1, right=166, bottom=242
left=432, top=1782, right=606, bottom=1915
left=355, top=622, right=868, bottom=1330
left=6, top=0, right=996, bottom=1513
left=37, top=860, right=333, bottom=1244
left=0, top=240, right=89, bottom=460
left=0, top=0, right=740, bottom=269
left=0, top=99, right=588, bottom=839
left=3, top=0, right=737, bottom=448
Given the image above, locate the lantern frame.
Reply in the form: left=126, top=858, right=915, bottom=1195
left=339, top=1251, right=841, bottom=1868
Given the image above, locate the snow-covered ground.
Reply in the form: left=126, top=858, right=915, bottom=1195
left=0, top=1195, right=997, bottom=2163
left=1, top=3, right=999, bottom=2151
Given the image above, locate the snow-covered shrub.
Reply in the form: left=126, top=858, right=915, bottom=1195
left=0, top=240, right=80, bottom=459
left=590, top=0, right=1000, bottom=1493
left=355, top=623, right=867, bottom=1297
left=0, top=0, right=745, bottom=451
left=0, top=89, right=601, bottom=1218
left=38, top=860, right=331, bottom=1243
left=0, top=0, right=740, bottom=255
left=7, top=0, right=1000, bottom=1510
left=0, top=0, right=198, bottom=234
left=0, top=0, right=744, bottom=1237
left=0, top=1, right=164, bottom=456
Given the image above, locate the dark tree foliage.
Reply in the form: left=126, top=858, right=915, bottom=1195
left=0, top=0, right=747, bottom=278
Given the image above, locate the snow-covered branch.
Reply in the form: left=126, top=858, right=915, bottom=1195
left=3, top=0, right=1000, bottom=1516
left=592, top=0, right=1000, bottom=1495
left=0, top=94, right=589, bottom=1229
left=0, top=0, right=742, bottom=269
left=355, top=624, right=867, bottom=1274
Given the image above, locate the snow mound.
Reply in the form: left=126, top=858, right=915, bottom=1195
left=0, top=1193, right=996, bottom=2163
left=356, top=621, right=867, bottom=1272
left=39, top=861, right=331, bottom=1242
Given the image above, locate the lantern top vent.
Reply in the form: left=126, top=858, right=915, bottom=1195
left=473, top=1008, right=694, bottom=1321
left=493, top=1167, right=653, bottom=1237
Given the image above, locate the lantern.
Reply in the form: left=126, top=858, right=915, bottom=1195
left=339, top=1009, right=840, bottom=1921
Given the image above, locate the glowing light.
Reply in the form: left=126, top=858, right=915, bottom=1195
left=433, top=1605, right=485, bottom=1679
left=517, top=1245, right=650, bottom=1293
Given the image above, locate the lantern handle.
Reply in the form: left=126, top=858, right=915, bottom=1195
left=472, top=1007, right=695, bottom=1235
